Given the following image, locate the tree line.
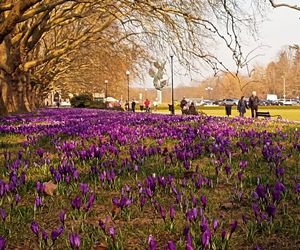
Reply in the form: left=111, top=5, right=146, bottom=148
left=0, top=1, right=298, bottom=114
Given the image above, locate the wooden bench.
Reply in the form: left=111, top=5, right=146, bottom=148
left=256, top=111, right=282, bottom=119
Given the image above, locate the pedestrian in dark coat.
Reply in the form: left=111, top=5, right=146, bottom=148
left=131, top=99, right=136, bottom=112
left=237, top=96, right=248, bottom=117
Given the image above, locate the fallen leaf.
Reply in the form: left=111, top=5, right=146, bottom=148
left=94, top=242, right=107, bottom=250
left=111, top=205, right=121, bottom=217
left=44, top=180, right=57, bottom=196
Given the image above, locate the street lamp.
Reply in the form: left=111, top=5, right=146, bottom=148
left=170, top=54, right=175, bottom=115
left=205, top=87, right=213, bottom=100
left=282, top=75, right=286, bottom=102
left=105, top=80, right=108, bottom=99
left=126, top=71, right=130, bottom=102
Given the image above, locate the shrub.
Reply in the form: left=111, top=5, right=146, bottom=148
left=70, top=93, right=93, bottom=108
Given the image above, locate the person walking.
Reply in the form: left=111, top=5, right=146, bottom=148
left=249, top=91, right=259, bottom=118
left=180, top=97, right=188, bottom=114
left=237, top=96, right=248, bottom=117
left=125, top=100, right=129, bottom=111
left=188, top=102, right=198, bottom=115
left=225, top=102, right=232, bottom=117
left=131, top=99, right=136, bottom=112
left=144, top=99, right=150, bottom=112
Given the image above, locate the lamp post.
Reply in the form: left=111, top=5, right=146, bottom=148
left=205, top=87, right=213, bottom=100
left=282, top=75, right=286, bottom=102
left=170, top=54, right=175, bottom=115
left=126, top=71, right=130, bottom=102
left=105, top=80, right=108, bottom=99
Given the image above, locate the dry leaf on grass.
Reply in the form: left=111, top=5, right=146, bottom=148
left=94, top=242, right=107, bottom=250
left=43, top=180, right=57, bottom=196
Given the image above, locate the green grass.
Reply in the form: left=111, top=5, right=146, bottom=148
left=155, top=106, right=300, bottom=121
left=1, top=110, right=300, bottom=249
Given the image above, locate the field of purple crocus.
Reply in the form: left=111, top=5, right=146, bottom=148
left=0, top=108, right=299, bottom=250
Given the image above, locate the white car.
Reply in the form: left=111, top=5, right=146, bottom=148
left=279, top=99, right=294, bottom=106
left=222, top=99, right=237, bottom=106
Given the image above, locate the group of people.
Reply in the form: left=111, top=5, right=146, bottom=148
left=180, top=97, right=198, bottom=115
left=180, top=91, right=260, bottom=118
left=228, top=91, right=260, bottom=118
left=125, top=99, right=151, bottom=112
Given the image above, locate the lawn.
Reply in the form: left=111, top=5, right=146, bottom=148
left=0, top=108, right=299, bottom=249
left=155, top=106, right=300, bottom=121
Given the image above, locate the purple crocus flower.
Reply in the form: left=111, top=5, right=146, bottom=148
left=200, top=195, right=207, bottom=209
left=186, top=210, right=194, bottom=222
left=71, top=195, right=81, bottom=211
left=0, top=236, right=6, bottom=250
left=65, top=175, right=71, bottom=185
left=42, top=230, right=48, bottom=244
left=274, top=181, right=285, bottom=193
left=79, top=183, right=89, bottom=196
left=109, top=226, right=115, bottom=240
left=266, top=204, right=276, bottom=219
left=167, top=241, right=176, bottom=250
left=51, top=226, right=64, bottom=242
left=253, top=203, right=259, bottom=217
left=239, top=160, right=248, bottom=170
left=134, top=164, right=139, bottom=173
left=170, top=206, right=175, bottom=222
left=69, top=233, right=80, bottom=249
left=201, top=216, right=208, bottom=232
left=202, top=229, right=211, bottom=248
left=237, top=171, right=243, bottom=182
left=36, top=181, right=45, bottom=193
left=160, top=206, right=166, bottom=222
left=276, top=167, right=285, bottom=178
left=73, top=170, right=78, bottom=181
left=221, top=230, right=227, bottom=240
left=256, top=184, right=266, bottom=199
left=140, top=195, right=146, bottom=209
left=295, top=183, right=300, bottom=193
left=224, top=165, right=231, bottom=176
left=59, top=210, right=66, bottom=225
left=213, top=219, right=219, bottom=231
left=15, top=194, right=20, bottom=205
left=272, top=189, right=281, bottom=202
left=99, top=220, right=106, bottom=232
left=85, top=192, right=95, bottom=211
left=148, top=235, right=157, bottom=250
left=242, top=214, right=248, bottom=225
left=31, top=221, right=39, bottom=237
left=35, top=195, right=43, bottom=208
left=230, top=220, right=238, bottom=235
left=186, top=232, right=193, bottom=250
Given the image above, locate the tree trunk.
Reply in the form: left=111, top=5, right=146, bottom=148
left=0, top=82, right=8, bottom=115
left=12, top=81, right=30, bottom=113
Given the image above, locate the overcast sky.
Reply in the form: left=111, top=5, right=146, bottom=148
left=242, top=2, right=300, bottom=67
left=137, top=3, right=300, bottom=89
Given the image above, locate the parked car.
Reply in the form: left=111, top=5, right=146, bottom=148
left=265, top=100, right=280, bottom=106
left=222, top=98, right=238, bottom=106
left=278, top=99, right=295, bottom=106
left=212, top=100, right=222, bottom=106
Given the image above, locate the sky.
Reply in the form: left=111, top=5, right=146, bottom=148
left=138, top=2, right=300, bottom=89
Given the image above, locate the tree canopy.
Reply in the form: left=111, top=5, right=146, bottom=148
left=0, top=0, right=298, bottom=114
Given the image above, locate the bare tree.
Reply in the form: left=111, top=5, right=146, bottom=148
left=0, top=0, right=266, bottom=114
